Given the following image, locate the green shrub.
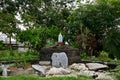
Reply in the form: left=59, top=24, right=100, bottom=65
left=80, top=52, right=89, bottom=59
left=98, top=51, right=109, bottom=60
left=70, top=42, right=81, bottom=48
left=103, top=29, right=120, bottom=59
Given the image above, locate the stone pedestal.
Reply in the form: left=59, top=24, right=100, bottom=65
left=40, top=45, right=81, bottom=65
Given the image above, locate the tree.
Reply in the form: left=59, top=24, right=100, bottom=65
left=16, top=0, right=75, bottom=29
left=17, top=26, right=61, bottom=52
left=17, top=27, right=48, bottom=52
left=0, top=13, right=19, bottom=45
left=67, top=0, right=120, bottom=52
left=0, top=0, right=20, bottom=47
left=81, top=0, right=120, bottom=35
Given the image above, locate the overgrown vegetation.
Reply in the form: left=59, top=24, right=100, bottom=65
left=110, top=65, right=120, bottom=80
left=80, top=51, right=120, bottom=63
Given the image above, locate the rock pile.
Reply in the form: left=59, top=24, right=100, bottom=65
left=32, top=63, right=113, bottom=80
left=3, top=62, right=113, bottom=80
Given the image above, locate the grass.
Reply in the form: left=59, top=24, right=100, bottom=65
left=0, top=50, right=39, bottom=61
left=80, top=52, right=120, bottom=64
left=110, top=65, right=120, bottom=80
left=0, top=76, right=94, bottom=80
left=82, top=56, right=120, bottom=64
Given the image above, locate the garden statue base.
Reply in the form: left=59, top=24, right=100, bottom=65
left=40, top=45, right=81, bottom=65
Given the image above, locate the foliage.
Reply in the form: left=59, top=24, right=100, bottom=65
left=73, top=25, right=97, bottom=56
left=17, top=0, right=75, bottom=28
left=98, top=51, right=109, bottom=60
left=110, top=65, right=120, bottom=80
left=17, top=27, right=48, bottom=51
left=0, top=0, right=20, bottom=45
left=0, top=41, right=3, bottom=50
left=69, top=0, right=120, bottom=55
left=17, top=26, right=61, bottom=51
left=76, top=25, right=90, bottom=49
left=80, top=52, right=89, bottom=59
left=70, top=42, right=82, bottom=48
left=103, top=28, right=120, bottom=59
left=47, top=26, right=62, bottom=41
left=81, top=0, right=120, bottom=35
left=0, top=75, right=94, bottom=80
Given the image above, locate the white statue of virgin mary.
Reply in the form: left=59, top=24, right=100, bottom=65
left=58, top=33, right=63, bottom=42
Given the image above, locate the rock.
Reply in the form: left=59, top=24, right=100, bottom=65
left=32, top=64, right=49, bottom=75
left=59, top=52, right=68, bottom=68
left=9, top=68, right=34, bottom=76
left=46, top=67, right=71, bottom=76
left=51, top=53, right=60, bottom=68
left=69, top=63, right=88, bottom=71
left=78, top=70, right=95, bottom=77
left=40, top=45, right=81, bottom=64
left=2, top=67, right=8, bottom=77
left=51, top=52, right=68, bottom=68
left=86, top=63, right=108, bottom=70
left=39, top=61, right=51, bottom=66
left=95, top=72, right=113, bottom=80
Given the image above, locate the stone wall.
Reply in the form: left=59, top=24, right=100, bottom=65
left=40, top=45, right=81, bottom=64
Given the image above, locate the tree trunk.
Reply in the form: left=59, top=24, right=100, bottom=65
left=9, top=35, right=12, bottom=50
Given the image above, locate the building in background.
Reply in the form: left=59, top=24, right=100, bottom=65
left=0, top=32, right=16, bottom=44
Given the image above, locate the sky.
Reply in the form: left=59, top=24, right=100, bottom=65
left=15, top=12, right=26, bottom=30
